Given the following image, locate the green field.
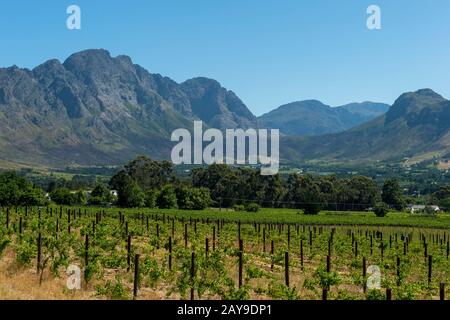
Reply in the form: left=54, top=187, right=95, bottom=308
left=89, top=207, right=450, bottom=229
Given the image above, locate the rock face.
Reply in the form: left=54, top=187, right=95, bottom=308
left=0, top=49, right=256, bottom=166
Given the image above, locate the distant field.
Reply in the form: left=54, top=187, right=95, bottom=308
left=81, top=207, right=450, bottom=229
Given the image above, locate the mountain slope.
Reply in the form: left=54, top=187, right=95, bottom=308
left=0, top=49, right=256, bottom=167
left=281, top=89, right=450, bottom=163
left=257, top=100, right=388, bottom=136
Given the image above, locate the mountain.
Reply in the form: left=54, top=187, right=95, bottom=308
left=281, top=89, right=450, bottom=163
left=0, top=49, right=255, bottom=167
left=257, top=100, right=389, bottom=136
left=0, top=49, right=447, bottom=168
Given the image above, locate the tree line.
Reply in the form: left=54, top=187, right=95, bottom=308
left=2, top=156, right=445, bottom=215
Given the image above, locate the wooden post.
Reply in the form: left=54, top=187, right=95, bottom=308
left=6, top=208, right=9, bottom=229
left=133, top=254, right=140, bottom=300
left=440, top=283, right=445, bottom=301
left=428, top=255, right=432, bottom=284
left=322, top=288, right=328, bottom=300
left=285, top=252, right=289, bottom=287
left=127, top=235, right=132, bottom=272
left=386, top=288, right=392, bottom=300
left=205, top=238, right=209, bottom=258
left=19, top=216, right=22, bottom=234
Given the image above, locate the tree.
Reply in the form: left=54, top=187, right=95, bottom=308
left=0, top=172, right=47, bottom=206
left=374, top=202, right=389, bottom=217
left=19, top=184, right=48, bottom=206
left=144, top=189, right=159, bottom=208
left=382, top=179, right=405, bottom=211
left=176, top=187, right=211, bottom=210
left=117, top=176, right=145, bottom=208
left=123, top=156, right=174, bottom=190
left=157, top=185, right=178, bottom=209
left=287, top=174, right=323, bottom=215
left=50, top=188, right=78, bottom=205
left=89, top=183, right=112, bottom=205
left=339, top=176, right=380, bottom=211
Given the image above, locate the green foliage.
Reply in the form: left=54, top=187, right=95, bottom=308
left=374, top=202, right=389, bottom=217
left=157, top=185, right=178, bottom=209
left=110, top=156, right=174, bottom=191
left=0, top=172, right=47, bottom=206
left=50, top=188, right=82, bottom=205
left=95, top=276, right=131, bottom=300
left=191, top=164, right=284, bottom=208
left=245, top=203, right=261, bottom=212
left=144, top=189, right=158, bottom=208
left=366, top=289, right=385, bottom=300
left=382, top=179, right=406, bottom=211
left=287, top=174, right=323, bottom=215
left=116, top=175, right=145, bottom=208
left=267, top=282, right=299, bottom=300
left=176, top=186, right=211, bottom=210
left=89, top=184, right=111, bottom=205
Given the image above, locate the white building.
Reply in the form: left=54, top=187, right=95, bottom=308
left=408, top=205, right=441, bottom=213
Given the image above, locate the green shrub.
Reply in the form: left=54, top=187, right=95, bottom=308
left=374, top=202, right=389, bottom=217
left=245, top=203, right=261, bottom=212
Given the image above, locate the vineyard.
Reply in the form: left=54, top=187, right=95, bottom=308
left=0, top=207, right=448, bottom=300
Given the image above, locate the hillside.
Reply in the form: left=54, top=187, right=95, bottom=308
left=281, top=89, right=450, bottom=163
left=257, top=100, right=389, bottom=136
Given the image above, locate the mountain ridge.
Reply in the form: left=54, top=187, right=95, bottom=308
left=257, top=100, right=389, bottom=136
left=281, top=89, right=450, bottom=163
left=0, top=49, right=447, bottom=168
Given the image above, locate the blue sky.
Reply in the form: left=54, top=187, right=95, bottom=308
left=1, top=0, right=449, bottom=115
